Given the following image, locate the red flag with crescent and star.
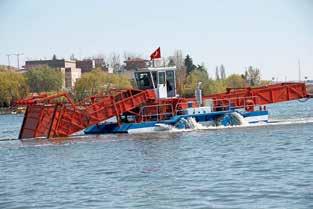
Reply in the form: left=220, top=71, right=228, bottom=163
left=150, top=47, right=161, bottom=60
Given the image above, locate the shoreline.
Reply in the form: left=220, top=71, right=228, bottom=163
left=0, top=107, right=25, bottom=115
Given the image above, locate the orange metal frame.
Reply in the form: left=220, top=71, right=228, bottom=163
left=17, top=82, right=309, bottom=139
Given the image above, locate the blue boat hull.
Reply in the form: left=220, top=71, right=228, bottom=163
left=84, top=110, right=269, bottom=134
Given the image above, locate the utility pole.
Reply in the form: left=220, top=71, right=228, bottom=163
left=5, top=53, right=24, bottom=69
left=6, top=54, right=11, bottom=68
left=14, top=53, right=24, bottom=70
left=298, top=59, right=301, bottom=82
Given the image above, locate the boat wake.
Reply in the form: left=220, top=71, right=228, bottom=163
left=155, top=117, right=313, bottom=133
left=1, top=117, right=313, bottom=142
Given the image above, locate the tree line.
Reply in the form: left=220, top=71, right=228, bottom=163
left=0, top=66, right=132, bottom=107
left=0, top=67, right=63, bottom=107
left=167, top=51, right=266, bottom=97
left=0, top=52, right=267, bottom=107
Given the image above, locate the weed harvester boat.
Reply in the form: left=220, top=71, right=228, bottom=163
left=16, top=66, right=312, bottom=139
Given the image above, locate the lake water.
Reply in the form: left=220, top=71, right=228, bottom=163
left=1, top=100, right=313, bottom=209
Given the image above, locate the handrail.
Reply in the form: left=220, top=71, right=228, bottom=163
left=212, top=96, right=261, bottom=111
left=175, top=96, right=262, bottom=113
left=175, top=101, right=197, bottom=115
left=140, top=103, right=174, bottom=121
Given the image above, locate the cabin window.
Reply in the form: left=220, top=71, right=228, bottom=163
left=166, top=70, right=175, bottom=97
left=158, top=72, right=165, bottom=85
left=135, top=72, right=154, bottom=89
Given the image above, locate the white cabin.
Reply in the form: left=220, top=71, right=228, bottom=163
left=133, top=66, right=177, bottom=99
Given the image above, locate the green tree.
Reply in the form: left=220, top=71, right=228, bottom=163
left=182, top=69, right=211, bottom=96
left=184, top=55, right=196, bottom=75
left=182, top=69, right=227, bottom=97
left=196, top=64, right=208, bottom=75
left=226, top=74, right=246, bottom=88
left=25, top=66, right=63, bottom=93
left=203, top=79, right=226, bottom=95
left=74, top=69, right=132, bottom=100
left=0, top=70, right=29, bottom=107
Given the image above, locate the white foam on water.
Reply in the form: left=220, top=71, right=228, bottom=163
left=231, top=112, right=249, bottom=125
left=166, top=117, right=313, bottom=133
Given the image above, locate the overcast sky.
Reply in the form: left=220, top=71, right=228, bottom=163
left=1, top=0, right=312, bottom=80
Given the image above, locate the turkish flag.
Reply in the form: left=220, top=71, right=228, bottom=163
left=150, top=47, right=161, bottom=60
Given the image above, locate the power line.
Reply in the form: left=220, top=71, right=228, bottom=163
left=5, top=53, right=24, bottom=69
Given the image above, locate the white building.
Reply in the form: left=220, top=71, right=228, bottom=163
left=61, top=67, right=81, bottom=89
left=60, top=60, right=81, bottom=89
left=25, top=58, right=81, bottom=89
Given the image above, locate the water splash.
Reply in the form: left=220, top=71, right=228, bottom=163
left=166, top=116, right=313, bottom=133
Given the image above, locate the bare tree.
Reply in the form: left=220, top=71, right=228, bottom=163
left=123, top=51, right=143, bottom=61
left=92, top=54, right=106, bottom=62
left=167, top=57, right=175, bottom=66
left=176, top=65, right=187, bottom=96
left=171, top=50, right=186, bottom=95
left=220, top=64, right=226, bottom=80
left=108, top=52, right=121, bottom=72
left=70, top=54, right=76, bottom=60
left=123, top=52, right=129, bottom=61
left=244, top=66, right=261, bottom=86
left=215, top=66, right=220, bottom=80
left=172, top=49, right=184, bottom=68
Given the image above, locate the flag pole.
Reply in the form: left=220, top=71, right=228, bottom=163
left=150, top=47, right=160, bottom=68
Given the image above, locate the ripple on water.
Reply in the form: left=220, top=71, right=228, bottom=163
left=1, top=100, right=313, bottom=208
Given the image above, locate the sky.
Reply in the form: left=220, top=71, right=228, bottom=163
left=0, top=0, right=312, bottom=80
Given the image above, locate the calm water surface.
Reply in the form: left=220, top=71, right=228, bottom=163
left=1, top=100, right=313, bottom=209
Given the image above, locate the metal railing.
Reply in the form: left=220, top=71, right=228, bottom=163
left=175, top=101, right=197, bottom=115
left=175, top=96, right=263, bottom=115
left=140, top=103, right=174, bottom=121
left=139, top=96, right=264, bottom=122
left=212, top=96, right=261, bottom=111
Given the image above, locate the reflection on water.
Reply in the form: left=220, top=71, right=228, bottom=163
left=0, top=100, right=313, bottom=209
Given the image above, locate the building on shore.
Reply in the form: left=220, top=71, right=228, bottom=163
left=118, top=58, right=151, bottom=77
left=76, top=59, right=95, bottom=74
left=124, top=58, right=150, bottom=71
left=76, top=58, right=108, bottom=73
left=25, top=59, right=81, bottom=89
left=61, top=67, right=81, bottom=89
left=25, top=59, right=76, bottom=70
